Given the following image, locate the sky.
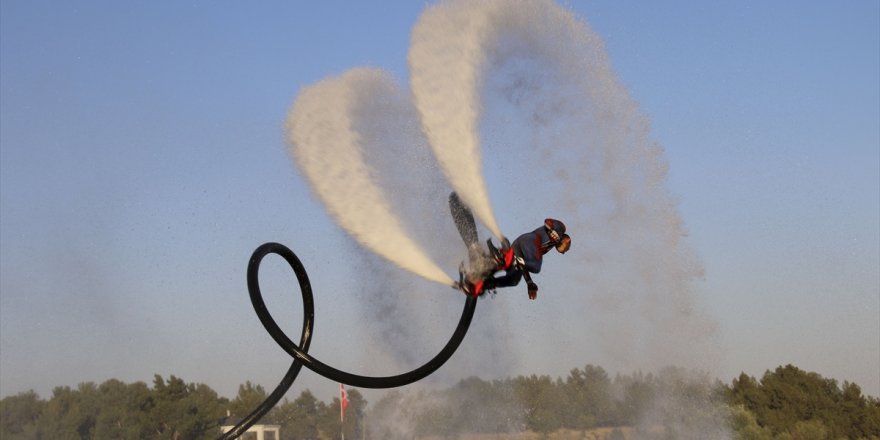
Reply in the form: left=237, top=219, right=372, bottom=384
left=1, top=0, right=878, bottom=406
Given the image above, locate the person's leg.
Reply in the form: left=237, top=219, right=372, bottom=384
left=485, top=269, right=523, bottom=290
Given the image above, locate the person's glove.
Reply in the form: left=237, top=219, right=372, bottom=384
left=527, top=282, right=538, bottom=300
left=513, top=256, right=525, bottom=270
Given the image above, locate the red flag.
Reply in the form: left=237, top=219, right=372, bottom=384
left=340, top=383, right=349, bottom=421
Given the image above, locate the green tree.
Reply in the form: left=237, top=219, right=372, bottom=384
left=727, top=365, right=880, bottom=439
left=839, top=381, right=880, bottom=439
left=513, top=374, right=562, bottom=435
left=0, top=390, right=45, bottom=439
left=35, top=383, right=101, bottom=439
left=276, top=389, right=324, bottom=440
left=563, top=364, right=612, bottom=429
left=730, top=372, right=767, bottom=413
left=150, top=375, right=225, bottom=439
left=186, top=382, right=227, bottom=437
left=151, top=375, right=190, bottom=437
left=92, top=379, right=153, bottom=439
left=228, top=381, right=269, bottom=421
left=320, top=388, right=367, bottom=440
left=344, top=389, right=367, bottom=439
left=727, top=405, right=772, bottom=440
left=764, top=366, right=838, bottom=432
left=790, top=419, right=828, bottom=440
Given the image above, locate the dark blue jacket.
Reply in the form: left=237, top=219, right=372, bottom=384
left=511, top=226, right=556, bottom=274
left=489, top=226, right=555, bottom=288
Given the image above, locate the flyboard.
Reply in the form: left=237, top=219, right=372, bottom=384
left=448, top=192, right=513, bottom=297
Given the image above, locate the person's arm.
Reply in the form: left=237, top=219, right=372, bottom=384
left=522, top=270, right=538, bottom=300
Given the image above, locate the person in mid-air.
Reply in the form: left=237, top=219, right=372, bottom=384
left=481, top=218, right=571, bottom=300
left=449, top=192, right=570, bottom=299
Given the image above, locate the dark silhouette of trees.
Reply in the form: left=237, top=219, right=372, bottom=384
left=2, top=364, right=877, bottom=439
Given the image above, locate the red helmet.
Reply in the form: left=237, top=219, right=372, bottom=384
left=544, top=219, right=570, bottom=253
left=544, top=218, right=566, bottom=236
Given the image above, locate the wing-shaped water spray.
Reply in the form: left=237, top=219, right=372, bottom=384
left=409, top=0, right=505, bottom=240
left=287, top=69, right=453, bottom=286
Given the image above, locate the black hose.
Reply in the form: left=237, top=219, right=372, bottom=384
left=219, top=242, right=478, bottom=439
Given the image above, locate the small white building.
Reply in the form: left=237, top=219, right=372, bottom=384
left=220, top=420, right=281, bottom=440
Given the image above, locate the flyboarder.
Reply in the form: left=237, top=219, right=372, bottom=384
left=449, top=192, right=570, bottom=299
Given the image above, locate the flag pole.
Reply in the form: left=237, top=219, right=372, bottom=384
left=340, top=384, right=347, bottom=440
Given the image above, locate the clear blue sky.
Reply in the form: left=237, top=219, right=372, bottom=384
left=1, top=0, right=878, bottom=403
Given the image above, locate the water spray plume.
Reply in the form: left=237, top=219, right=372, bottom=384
left=409, top=0, right=504, bottom=240
left=271, top=0, right=723, bottom=437
left=406, top=0, right=721, bottom=435
left=286, top=68, right=453, bottom=286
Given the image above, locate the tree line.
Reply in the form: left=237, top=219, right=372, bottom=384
left=1, top=364, right=878, bottom=439
left=368, top=365, right=879, bottom=439
left=0, top=375, right=366, bottom=440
